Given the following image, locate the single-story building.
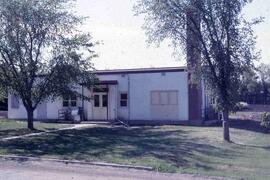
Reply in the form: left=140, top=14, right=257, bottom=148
left=7, top=66, right=216, bottom=125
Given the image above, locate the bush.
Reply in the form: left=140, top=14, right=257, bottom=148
left=260, top=112, right=270, bottom=132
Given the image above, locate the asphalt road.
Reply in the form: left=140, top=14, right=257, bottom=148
left=0, top=159, right=226, bottom=180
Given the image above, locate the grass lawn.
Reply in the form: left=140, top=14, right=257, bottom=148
left=0, top=121, right=269, bottom=180
left=0, top=119, right=72, bottom=139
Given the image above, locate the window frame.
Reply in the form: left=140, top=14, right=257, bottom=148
left=102, top=94, right=108, bottom=107
left=94, top=94, right=100, bottom=107
left=151, top=90, right=178, bottom=106
left=62, top=95, right=77, bottom=108
left=120, top=92, right=128, bottom=108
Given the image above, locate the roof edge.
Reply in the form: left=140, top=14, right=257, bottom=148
left=94, top=66, right=187, bottom=75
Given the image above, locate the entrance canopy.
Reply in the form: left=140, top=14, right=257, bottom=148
left=94, top=80, right=118, bottom=85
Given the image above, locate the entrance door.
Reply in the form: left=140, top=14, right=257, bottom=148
left=93, top=93, right=108, bottom=120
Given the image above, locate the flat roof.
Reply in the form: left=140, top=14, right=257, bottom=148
left=94, top=66, right=187, bottom=75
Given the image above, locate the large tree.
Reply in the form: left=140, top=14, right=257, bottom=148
left=135, top=0, right=260, bottom=141
left=0, top=0, right=97, bottom=130
left=257, top=63, right=270, bottom=104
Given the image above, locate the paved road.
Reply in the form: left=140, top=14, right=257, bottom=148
left=0, top=160, right=227, bottom=180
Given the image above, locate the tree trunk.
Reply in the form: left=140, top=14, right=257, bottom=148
left=26, top=109, right=35, bottom=130
left=222, top=110, right=230, bottom=142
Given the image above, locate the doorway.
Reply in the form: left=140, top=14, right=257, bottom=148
left=93, top=93, right=108, bottom=120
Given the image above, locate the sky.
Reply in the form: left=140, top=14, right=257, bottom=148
left=75, top=0, right=270, bottom=70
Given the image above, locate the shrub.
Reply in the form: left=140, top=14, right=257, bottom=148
left=260, top=112, right=270, bottom=132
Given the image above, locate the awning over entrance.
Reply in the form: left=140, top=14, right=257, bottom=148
left=95, top=80, right=118, bottom=85
left=80, top=80, right=118, bottom=86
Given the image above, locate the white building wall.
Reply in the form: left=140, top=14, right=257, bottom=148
left=97, top=71, right=189, bottom=121
left=8, top=94, right=28, bottom=119
left=8, top=70, right=189, bottom=121
left=129, top=72, right=188, bottom=121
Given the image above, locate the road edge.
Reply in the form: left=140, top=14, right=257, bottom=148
left=0, top=155, right=153, bottom=171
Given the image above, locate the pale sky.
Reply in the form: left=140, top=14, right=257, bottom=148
left=75, top=0, right=270, bottom=70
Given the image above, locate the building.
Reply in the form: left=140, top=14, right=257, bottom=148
left=7, top=66, right=215, bottom=125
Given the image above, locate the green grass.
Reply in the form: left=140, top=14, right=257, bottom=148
left=0, top=119, right=72, bottom=138
left=0, top=121, right=269, bottom=180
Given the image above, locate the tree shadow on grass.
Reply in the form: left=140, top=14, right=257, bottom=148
left=208, top=119, right=266, bottom=134
left=230, top=119, right=266, bottom=133
left=0, top=129, right=44, bottom=139
left=0, top=126, right=239, bottom=171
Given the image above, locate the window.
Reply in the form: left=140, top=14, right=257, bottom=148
left=63, top=95, right=77, bottom=107
left=210, top=97, right=216, bottom=105
left=151, top=91, right=178, bottom=105
left=102, top=95, right=108, bottom=107
left=160, top=92, right=169, bottom=105
left=151, top=91, right=159, bottom=105
left=169, top=91, right=178, bottom=105
left=120, top=93, right=128, bottom=107
left=70, top=95, right=77, bottom=107
left=94, top=95, right=100, bottom=107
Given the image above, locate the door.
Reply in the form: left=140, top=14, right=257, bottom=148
left=93, top=93, right=108, bottom=120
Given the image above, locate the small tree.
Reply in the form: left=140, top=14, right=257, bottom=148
left=0, top=0, right=97, bottom=130
left=135, top=0, right=260, bottom=141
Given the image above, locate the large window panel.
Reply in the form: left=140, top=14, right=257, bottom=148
left=151, top=91, right=159, bottom=105
left=151, top=91, right=179, bottom=105
left=160, top=91, right=169, bottom=105
left=169, top=91, right=178, bottom=105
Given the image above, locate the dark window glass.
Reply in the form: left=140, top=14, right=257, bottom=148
left=102, top=95, right=108, bottom=107
left=70, top=101, right=77, bottom=107
left=120, top=93, right=128, bottom=107
left=70, top=95, right=77, bottom=107
left=121, top=93, right=127, bottom=100
left=63, top=101, right=69, bottom=107
left=63, top=95, right=69, bottom=107
left=63, top=95, right=77, bottom=107
left=120, top=100, right=127, bottom=107
left=94, top=95, right=100, bottom=107
left=70, top=95, right=77, bottom=101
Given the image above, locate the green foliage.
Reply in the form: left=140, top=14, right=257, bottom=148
left=154, top=163, right=178, bottom=173
left=257, top=63, right=270, bottom=96
left=135, top=0, right=261, bottom=112
left=260, top=112, right=270, bottom=131
left=0, top=0, right=97, bottom=127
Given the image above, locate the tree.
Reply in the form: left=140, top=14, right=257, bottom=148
left=135, top=0, right=260, bottom=141
left=257, top=63, right=270, bottom=104
left=239, top=68, right=260, bottom=99
left=0, top=0, right=97, bottom=130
